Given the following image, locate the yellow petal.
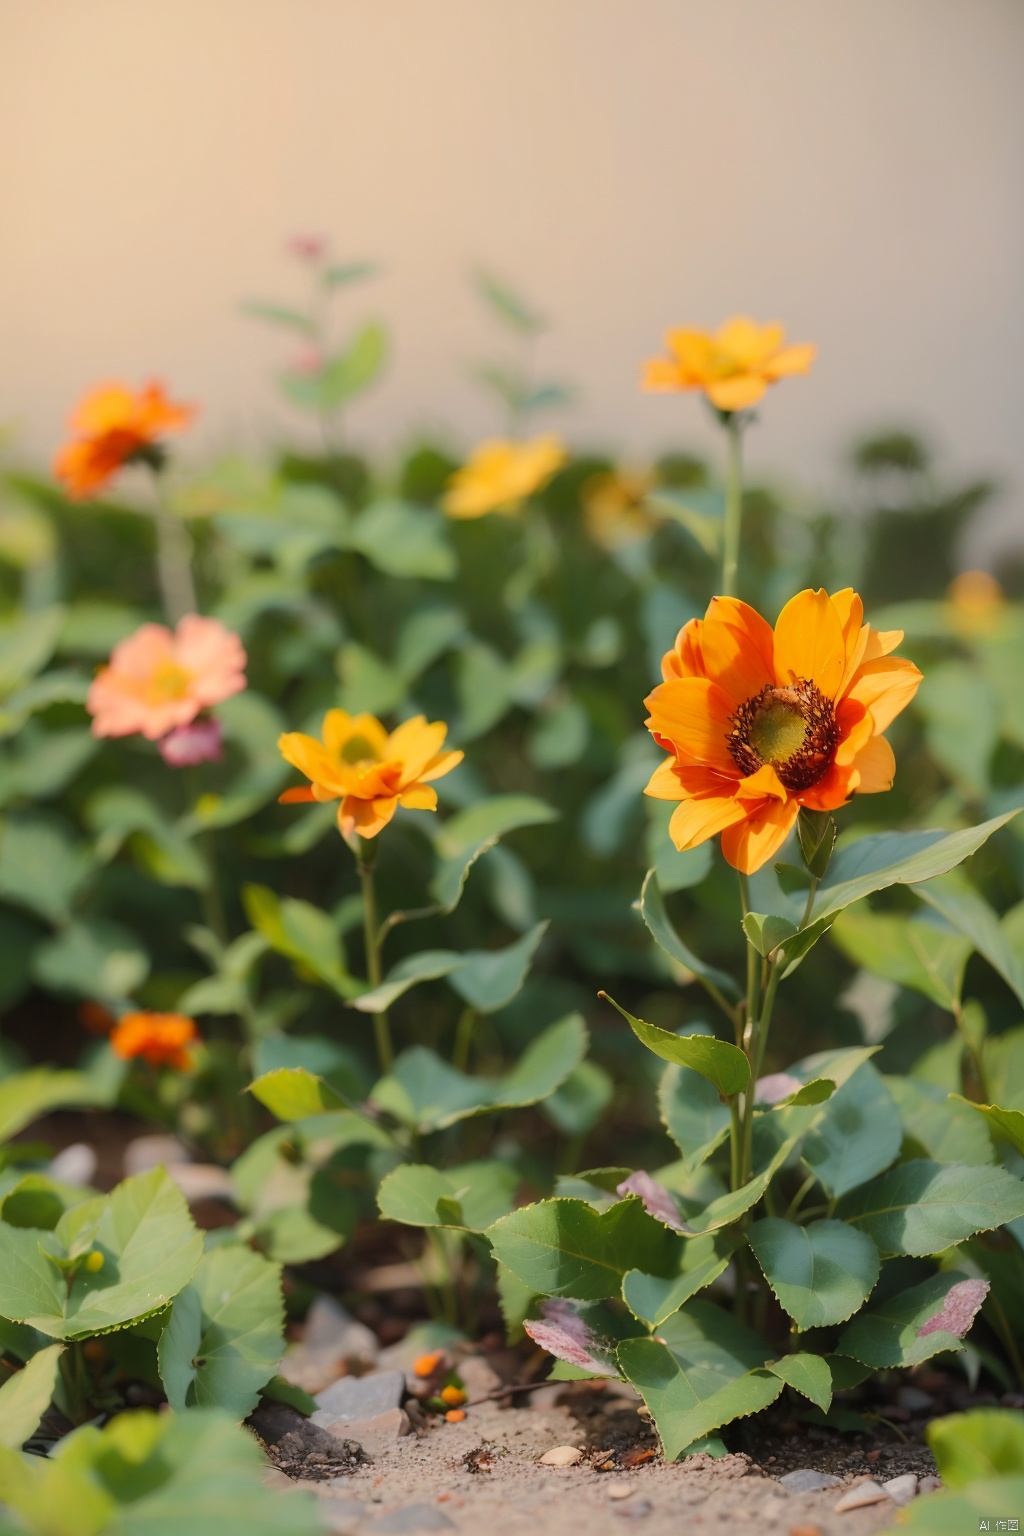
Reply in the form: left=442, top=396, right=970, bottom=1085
left=705, top=374, right=767, bottom=412
left=645, top=677, right=738, bottom=774
left=762, top=342, right=816, bottom=380
left=773, top=588, right=846, bottom=698
left=278, top=731, right=347, bottom=792
left=420, top=748, right=465, bottom=783
left=847, top=657, right=923, bottom=733
left=668, top=794, right=747, bottom=850
left=698, top=596, right=776, bottom=707
left=716, top=317, right=783, bottom=369
left=644, top=758, right=686, bottom=801
left=720, top=798, right=799, bottom=874
left=642, top=357, right=687, bottom=391
left=398, top=784, right=438, bottom=811
left=387, top=716, right=447, bottom=778
left=849, top=733, right=896, bottom=794
left=734, top=763, right=787, bottom=801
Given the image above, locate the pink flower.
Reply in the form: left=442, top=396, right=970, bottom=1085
left=287, top=234, right=326, bottom=262
left=87, top=616, right=247, bottom=741
left=158, top=717, right=224, bottom=767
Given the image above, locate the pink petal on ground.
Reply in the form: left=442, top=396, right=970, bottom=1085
left=616, top=1170, right=691, bottom=1233
left=524, top=1300, right=616, bottom=1375
left=917, top=1278, right=990, bottom=1338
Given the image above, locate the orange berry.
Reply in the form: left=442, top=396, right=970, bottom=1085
left=413, top=1349, right=445, bottom=1378
left=445, top=1409, right=467, bottom=1423
left=440, top=1384, right=466, bottom=1407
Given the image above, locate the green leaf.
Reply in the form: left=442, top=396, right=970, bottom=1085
left=350, top=499, right=455, bottom=580
left=766, top=1352, right=833, bottom=1412
left=473, top=268, right=544, bottom=335
left=350, top=950, right=464, bottom=1013
left=797, top=809, right=837, bottom=879
left=0, top=607, right=65, bottom=696
left=377, top=1160, right=518, bottom=1232
left=370, top=1014, right=587, bottom=1133
left=242, top=885, right=359, bottom=998
left=838, top=1271, right=990, bottom=1368
left=487, top=1197, right=678, bottom=1301
left=241, top=300, right=314, bottom=333
left=928, top=1406, right=1024, bottom=1487
left=617, top=1300, right=776, bottom=1461
left=323, top=260, right=376, bottom=288
left=659, top=1056, right=732, bottom=1169
left=600, top=993, right=748, bottom=1097
left=952, top=1098, right=1024, bottom=1157
left=742, top=912, right=798, bottom=958
left=450, top=922, right=548, bottom=1013
left=431, top=795, right=558, bottom=912
left=260, top=1374, right=319, bottom=1415
left=830, top=906, right=970, bottom=1011
left=0, top=810, right=90, bottom=924
left=31, top=919, right=149, bottom=1004
left=837, top=1159, right=1024, bottom=1255
left=544, top=1061, right=614, bottom=1137
left=640, top=871, right=741, bottom=1000
left=886, top=1078, right=995, bottom=1165
left=0, top=1065, right=118, bottom=1146
left=455, top=643, right=514, bottom=739
left=296, top=320, right=387, bottom=410
left=0, top=1342, right=62, bottom=1449
left=644, top=489, right=722, bottom=557
left=747, top=1218, right=880, bottom=1328
left=622, top=1232, right=735, bottom=1327
left=158, top=1246, right=284, bottom=1418
left=917, top=879, right=1024, bottom=1011
left=801, top=1061, right=901, bottom=1198
left=246, top=1067, right=347, bottom=1121
left=0, top=1168, right=203, bottom=1339
left=811, top=809, right=1022, bottom=923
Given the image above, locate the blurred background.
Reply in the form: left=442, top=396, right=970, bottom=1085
left=2, top=0, right=1023, bottom=561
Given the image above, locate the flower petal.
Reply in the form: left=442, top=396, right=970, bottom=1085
left=338, top=795, right=398, bottom=839
left=399, top=784, right=438, bottom=811
left=846, top=657, right=923, bottom=732
left=419, top=748, right=464, bottom=784
left=698, top=596, right=776, bottom=706
left=387, top=716, right=448, bottom=780
left=278, top=731, right=348, bottom=792
left=705, top=375, right=767, bottom=412
left=761, top=343, right=817, bottom=380
left=849, top=733, right=896, bottom=794
left=278, top=785, right=319, bottom=804
left=720, top=798, right=799, bottom=874
left=661, top=618, right=705, bottom=682
left=734, top=763, right=787, bottom=801
left=773, top=587, right=846, bottom=698
left=645, top=758, right=687, bottom=801
left=668, top=794, right=748, bottom=850
left=645, top=677, right=738, bottom=774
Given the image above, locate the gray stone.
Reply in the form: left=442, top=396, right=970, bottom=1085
left=284, top=1295, right=380, bottom=1392
left=919, top=1475, right=943, bottom=1495
left=167, top=1163, right=235, bottom=1203
left=123, top=1134, right=188, bottom=1176
left=896, top=1386, right=935, bottom=1412
left=539, top=1445, right=583, bottom=1466
left=313, top=1369, right=405, bottom=1426
left=613, top=1497, right=653, bottom=1519
left=368, top=1505, right=455, bottom=1534
left=324, top=1408, right=410, bottom=1456
left=48, top=1142, right=97, bottom=1186
left=833, top=1480, right=891, bottom=1512
left=778, top=1469, right=841, bottom=1493
left=882, top=1474, right=919, bottom=1506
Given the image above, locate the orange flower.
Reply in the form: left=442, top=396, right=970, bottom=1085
left=582, top=468, right=660, bottom=550
left=643, top=318, right=815, bottom=413
left=947, top=570, right=1006, bottom=636
left=413, top=1350, right=446, bottom=1379
left=110, top=1012, right=198, bottom=1071
left=87, top=616, right=247, bottom=741
left=278, top=711, right=463, bottom=840
left=440, top=1384, right=466, bottom=1407
left=54, top=382, right=196, bottom=499
left=443, top=435, right=565, bottom=519
left=644, top=588, right=922, bottom=874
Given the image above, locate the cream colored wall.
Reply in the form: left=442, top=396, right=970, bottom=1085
left=2, top=0, right=1022, bottom=552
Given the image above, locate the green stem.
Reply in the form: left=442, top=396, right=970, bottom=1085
left=720, top=415, right=744, bottom=599
left=152, top=470, right=197, bottom=623
left=784, top=1171, right=818, bottom=1223
left=452, top=1005, right=477, bottom=1073
left=357, top=840, right=393, bottom=1076
left=800, top=876, right=819, bottom=930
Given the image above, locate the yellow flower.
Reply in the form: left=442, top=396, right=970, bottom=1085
left=643, top=317, right=816, bottom=413
left=582, top=468, right=660, bottom=550
left=947, top=570, right=1005, bottom=636
left=278, top=711, right=463, bottom=839
left=443, top=435, right=565, bottom=519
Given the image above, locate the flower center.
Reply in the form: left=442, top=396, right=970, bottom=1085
left=145, top=660, right=194, bottom=703
left=727, top=680, right=839, bottom=791
left=340, top=733, right=380, bottom=765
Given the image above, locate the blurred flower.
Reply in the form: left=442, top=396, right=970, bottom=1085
left=54, top=382, right=196, bottom=499
left=413, top=1350, right=446, bottom=1378
left=110, top=1011, right=198, bottom=1071
left=287, top=234, right=327, bottom=262
left=279, top=711, right=463, bottom=839
left=158, top=716, right=224, bottom=767
left=87, top=616, right=246, bottom=742
left=582, top=467, right=659, bottom=550
left=442, top=435, right=565, bottom=519
left=643, top=318, right=816, bottom=413
left=79, top=1001, right=116, bottom=1037
left=440, top=1384, right=466, bottom=1407
left=645, top=588, right=921, bottom=874
left=947, top=569, right=1006, bottom=635
left=289, top=344, right=324, bottom=376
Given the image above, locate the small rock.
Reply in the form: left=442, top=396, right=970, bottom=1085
left=539, top=1445, right=583, bottom=1467
left=313, top=1369, right=405, bottom=1426
left=325, top=1408, right=410, bottom=1456
left=787, top=1526, right=823, bottom=1536
left=284, top=1295, right=379, bottom=1392
left=918, top=1475, right=942, bottom=1495
left=778, top=1470, right=841, bottom=1494
left=613, top=1497, right=652, bottom=1519
left=167, top=1163, right=235, bottom=1203
left=833, top=1481, right=890, bottom=1512
left=528, top=1383, right=566, bottom=1412
left=882, top=1474, right=918, bottom=1506
left=454, top=1354, right=501, bottom=1398
left=48, top=1142, right=97, bottom=1186
left=760, top=1497, right=789, bottom=1522
left=123, top=1133, right=188, bottom=1176
left=896, top=1386, right=935, bottom=1412
left=368, top=1505, right=455, bottom=1534
left=608, top=1484, right=635, bottom=1501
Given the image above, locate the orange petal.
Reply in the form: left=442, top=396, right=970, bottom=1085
left=698, top=596, right=776, bottom=707
left=860, top=627, right=905, bottom=663
left=278, top=731, right=348, bottom=793
left=849, top=732, right=896, bottom=794
left=665, top=330, right=717, bottom=380
left=773, top=588, right=846, bottom=698
left=705, top=375, right=767, bottom=412
left=644, top=758, right=686, bottom=801
left=278, top=785, right=318, bottom=804
left=716, top=318, right=784, bottom=368
left=645, top=677, right=737, bottom=774
left=734, top=763, right=787, bottom=801
left=388, top=717, right=448, bottom=780
left=642, top=358, right=686, bottom=392
left=420, top=748, right=464, bottom=784
left=338, top=795, right=398, bottom=839
left=720, top=798, right=799, bottom=874
left=797, top=763, right=856, bottom=813
left=761, top=343, right=817, bottom=380
left=661, top=618, right=705, bottom=682
left=668, top=794, right=748, bottom=851
left=846, top=657, right=923, bottom=732
left=398, top=784, right=438, bottom=811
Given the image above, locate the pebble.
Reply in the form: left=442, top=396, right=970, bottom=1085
left=608, top=1484, right=635, bottom=1501
left=454, top=1354, right=501, bottom=1399
left=760, top=1497, right=790, bottom=1522
left=283, top=1295, right=379, bottom=1391
left=882, top=1474, right=918, bottom=1506
left=833, top=1481, right=890, bottom=1512
left=167, top=1163, right=235, bottom=1202
left=539, top=1445, right=584, bottom=1466
left=613, top=1497, right=652, bottom=1519
left=368, top=1505, right=456, bottom=1533
left=48, top=1142, right=97, bottom=1186
left=324, top=1408, right=411, bottom=1455
left=313, top=1369, right=405, bottom=1426
left=778, top=1470, right=841, bottom=1494
left=919, top=1475, right=942, bottom=1495
left=896, top=1386, right=935, bottom=1412
left=123, top=1133, right=189, bottom=1176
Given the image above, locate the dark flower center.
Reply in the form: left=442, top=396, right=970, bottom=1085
left=727, top=680, right=839, bottom=791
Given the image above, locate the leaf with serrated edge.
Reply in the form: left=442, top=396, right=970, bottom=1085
left=158, top=1246, right=284, bottom=1418
left=247, top=1067, right=347, bottom=1121
left=917, top=878, right=1024, bottom=1010
left=838, top=1271, right=989, bottom=1368
left=0, top=1342, right=62, bottom=1449
left=486, top=1197, right=679, bottom=1301
left=952, top=1097, right=1024, bottom=1157
left=640, top=871, right=741, bottom=999
left=837, top=1159, right=1024, bottom=1255
left=766, top=1352, right=833, bottom=1412
left=431, top=795, right=558, bottom=913
left=601, top=992, right=748, bottom=1097
left=622, top=1232, right=735, bottom=1327
left=748, top=1218, right=880, bottom=1328
left=801, top=1062, right=900, bottom=1199
left=377, top=1161, right=518, bottom=1232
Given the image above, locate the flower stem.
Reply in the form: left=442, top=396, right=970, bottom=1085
left=452, top=1005, right=477, bottom=1073
left=151, top=470, right=197, bottom=624
left=720, top=414, right=744, bottom=599
left=357, top=839, right=393, bottom=1077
